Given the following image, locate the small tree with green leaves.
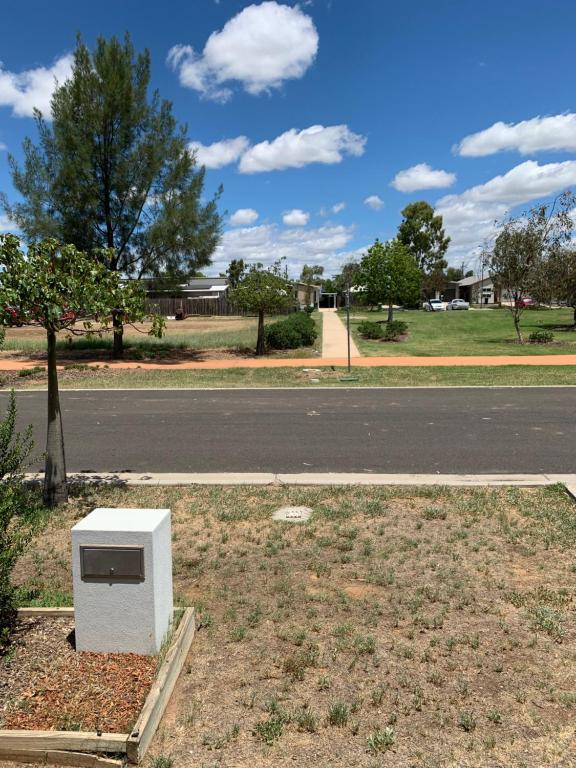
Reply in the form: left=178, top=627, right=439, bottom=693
left=228, top=261, right=294, bottom=355
left=359, top=239, right=421, bottom=321
left=0, top=235, right=163, bottom=506
left=487, top=192, right=574, bottom=342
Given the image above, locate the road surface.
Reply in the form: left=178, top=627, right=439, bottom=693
left=3, top=388, right=574, bottom=474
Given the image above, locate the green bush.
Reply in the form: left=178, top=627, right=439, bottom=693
left=358, top=321, right=384, bottom=339
left=358, top=319, right=408, bottom=341
left=529, top=329, right=554, bottom=344
left=0, top=391, right=42, bottom=649
left=382, top=320, right=408, bottom=340
left=265, top=312, right=318, bottom=350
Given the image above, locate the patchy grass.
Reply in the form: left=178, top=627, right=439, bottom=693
left=11, top=483, right=576, bottom=767
left=1, top=364, right=576, bottom=390
left=1, top=313, right=322, bottom=361
left=347, top=307, right=576, bottom=357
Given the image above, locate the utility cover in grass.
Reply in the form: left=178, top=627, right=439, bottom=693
left=272, top=506, right=313, bottom=522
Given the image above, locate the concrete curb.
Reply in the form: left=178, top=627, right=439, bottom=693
left=24, top=472, right=576, bottom=487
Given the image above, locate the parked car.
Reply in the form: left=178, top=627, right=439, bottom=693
left=423, top=299, right=446, bottom=311
left=2, top=305, right=23, bottom=326
left=514, top=297, right=538, bottom=308
left=446, top=299, right=469, bottom=310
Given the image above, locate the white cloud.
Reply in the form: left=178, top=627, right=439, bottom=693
left=391, top=163, right=456, bottom=192
left=167, top=1, right=318, bottom=102
left=364, top=195, right=383, bottom=210
left=239, top=124, right=366, bottom=173
left=0, top=213, right=17, bottom=234
left=332, top=201, right=346, bottom=214
left=212, top=223, right=355, bottom=276
left=0, top=54, right=72, bottom=118
left=437, top=159, right=576, bottom=263
left=0, top=142, right=6, bottom=151
left=189, top=136, right=249, bottom=168
left=229, top=208, right=259, bottom=226
left=283, top=209, right=309, bottom=226
left=457, top=113, right=576, bottom=157
left=441, top=160, right=576, bottom=207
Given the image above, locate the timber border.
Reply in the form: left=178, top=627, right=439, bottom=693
left=0, top=607, right=196, bottom=767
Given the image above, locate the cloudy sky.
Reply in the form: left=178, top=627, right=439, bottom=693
left=0, top=0, right=575, bottom=276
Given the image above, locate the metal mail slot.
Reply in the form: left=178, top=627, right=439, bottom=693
left=80, top=546, right=144, bottom=581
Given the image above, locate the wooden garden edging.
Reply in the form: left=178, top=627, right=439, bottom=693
left=1, top=607, right=196, bottom=766
left=126, top=607, right=196, bottom=763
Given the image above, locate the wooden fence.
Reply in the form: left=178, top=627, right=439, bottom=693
left=145, top=296, right=294, bottom=317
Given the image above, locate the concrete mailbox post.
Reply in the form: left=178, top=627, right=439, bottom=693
left=72, top=508, right=173, bottom=655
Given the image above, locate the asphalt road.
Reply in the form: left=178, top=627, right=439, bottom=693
left=3, top=387, right=574, bottom=474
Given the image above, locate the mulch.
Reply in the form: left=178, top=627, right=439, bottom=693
left=0, top=617, right=156, bottom=733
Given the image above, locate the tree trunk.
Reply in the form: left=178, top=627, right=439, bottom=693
left=512, top=311, right=523, bottom=343
left=387, top=301, right=394, bottom=323
left=43, top=329, right=68, bottom=507
left=256, top=310, right=265, bottom=356
left=112, top=310, right=124, bottom=358
left=573, top=305, right=576, bottom=327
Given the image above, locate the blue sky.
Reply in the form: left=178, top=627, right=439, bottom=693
left=1, top=0, right=575, bottom=276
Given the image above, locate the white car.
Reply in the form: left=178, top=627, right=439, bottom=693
left=446, top=299, right=470, bottom=310
left=423, top=299, right=446, bottom=311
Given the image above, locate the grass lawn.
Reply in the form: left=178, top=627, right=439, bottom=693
left=1, top=313, right=323, bottom=360
left=348, top=307, right=576, bottom=357
left=3, top=363, right=576, bottom=389
left=11, top=484, right=576, bottom=767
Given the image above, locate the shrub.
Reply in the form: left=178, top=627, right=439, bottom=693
left=529, top=329, right=554, bottom=344
left=382, top=320, right=408, bottom=340
left=265, top=312, right=318, bottom=350
left=358, top=319, right=408, bottom=341
left=358, top=321, right=384, bottom=339
left=0, top=391, right=41, bottom=649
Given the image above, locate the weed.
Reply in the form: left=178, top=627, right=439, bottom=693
left=423, top=507, right=447, bottom=520
left=253, top=717, right=283, bottom=744
left=151, top=757, right=173, bottom=768
left=459, top=711, right=477, bottom=732
left=487, top=710, right=502, bottom=724
left=529, top=606, right=564, bottom=639
left=371, top=685, right=386, bottom=706
left=327, top=702, right=349, bottom=727
left=367, top=727, right=395, bottom=754
left=230, top=625, right=247, bottom=642
left=295, top=708, right=317, bottom=733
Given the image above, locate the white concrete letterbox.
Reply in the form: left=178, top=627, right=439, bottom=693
left=71, top=508, right=173, bottom=655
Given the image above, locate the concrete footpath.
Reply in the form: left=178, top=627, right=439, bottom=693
left=25, top=472, right=576, bottom=488
left=320, top=308, right=360, bottom=358
left=1, top=354, right=576, bottom=370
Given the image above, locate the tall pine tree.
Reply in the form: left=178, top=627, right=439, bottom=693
left=2, top=34, right=222, bottom=357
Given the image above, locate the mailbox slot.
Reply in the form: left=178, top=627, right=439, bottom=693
left=80, top=546, right=144, bottom=581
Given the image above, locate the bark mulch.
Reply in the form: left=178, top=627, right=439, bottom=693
left=0, top=617, right=156, bottom=733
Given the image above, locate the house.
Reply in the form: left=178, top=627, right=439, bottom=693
left=294, top=282, right=322, bottom=309
left=441, top=276, right=500, bottom=306
left=455, top=275, right=500, bottom=305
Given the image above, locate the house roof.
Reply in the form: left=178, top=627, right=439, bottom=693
left=457, top=275, right=491, bottom=287
left=183, top=278, right=228, bottom=290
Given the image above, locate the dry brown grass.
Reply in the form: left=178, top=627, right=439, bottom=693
left=9, top=484, right=576, bottom=767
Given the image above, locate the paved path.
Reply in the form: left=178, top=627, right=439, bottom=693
left=7, top=388, right=575, bottom=474
left=2, top=355, right=576, bottom=371
left=320, top=309, right=360, bottom=359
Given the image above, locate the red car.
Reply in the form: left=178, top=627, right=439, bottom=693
left=3, top=305, right=23, bottom=326
left=514, top=297, right=538, bottom=308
